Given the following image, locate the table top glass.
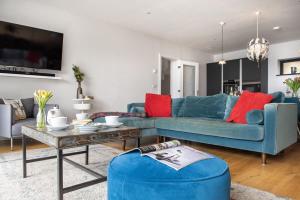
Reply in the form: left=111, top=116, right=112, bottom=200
left=23, top=125, right=139, bottom=139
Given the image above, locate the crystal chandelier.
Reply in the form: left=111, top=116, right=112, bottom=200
left=218, top=22, right=226, bottom=65
left=247, top=11, right=269, bottom=63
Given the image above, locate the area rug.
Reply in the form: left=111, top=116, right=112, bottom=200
left=0, top=145, right=290, bottom=200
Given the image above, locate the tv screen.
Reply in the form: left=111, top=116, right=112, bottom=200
left=0, top=21, right=63, bottom=70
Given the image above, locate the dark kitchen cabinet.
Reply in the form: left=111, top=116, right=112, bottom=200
left=260, top=59, right=268, bottom=93
left=206, top=57, right=268, bottom=95
left=242, top=58, right=260, bottom=82
left=223, top=59, right=240, bottom=81
left=207, top=62, right=221, bottom=95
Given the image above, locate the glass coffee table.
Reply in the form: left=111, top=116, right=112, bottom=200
left=21, top=125, right=140, bottom=200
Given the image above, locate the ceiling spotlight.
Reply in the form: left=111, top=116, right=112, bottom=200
left=146, top=11, right=151, bottom=15
left=273, top=26, right=281, bottom=30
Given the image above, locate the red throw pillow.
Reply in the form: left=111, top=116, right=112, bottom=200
left=145, top=93, right=171, bottom=117
left=226, top=91, right=273, bottom=124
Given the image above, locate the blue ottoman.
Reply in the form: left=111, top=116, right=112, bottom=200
left=108, top=151, right=231, bottom=200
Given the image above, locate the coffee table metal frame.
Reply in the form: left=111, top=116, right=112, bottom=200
left=22, top=125, right=140, bottom=200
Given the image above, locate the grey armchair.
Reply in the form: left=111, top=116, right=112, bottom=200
left=0, top=97, right=57, bottom=150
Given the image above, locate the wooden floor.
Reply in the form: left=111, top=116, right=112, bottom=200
left=1, top=139, right=300, bottom=199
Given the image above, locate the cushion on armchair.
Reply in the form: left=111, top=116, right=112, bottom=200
left=21, top=98, right=34, bottom=118
left=3, top=99, right=27, bottom=121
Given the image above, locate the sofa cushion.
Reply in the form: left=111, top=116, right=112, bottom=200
left=127, top=103, right=145, bottom=113
left=145, top=93, right=171, bottom=117
left=182, top=94, right=228, bottom=119
left=224, top=95, right=239, bottom=120
left=94, top=117, right=155, bottom=129
left=172, top=98, right=185, bottom=117
left=12, top=118, right=35, bottom=136
left=129, top=106, right=145, bottom=113
left=21, top=98, right=34, bottom=118
left=271, top=92, right=285, bottom=103
left=246, top=110, right=264, bottom=125
left=227, top=91, right=273, bottom=124
left=155, top=117, right=264, bottom=141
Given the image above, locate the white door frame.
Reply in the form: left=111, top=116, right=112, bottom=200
left=158, top=53, right=200, bottom=97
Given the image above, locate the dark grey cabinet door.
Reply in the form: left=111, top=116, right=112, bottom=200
left=260, top=59, right=268, bottom=93
left=242, top=58, right=260, bottom=82
left=207, top=63, right=221, bottom=95
left=223, top=59, right=240, bottom=81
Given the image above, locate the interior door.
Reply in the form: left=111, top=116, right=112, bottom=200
left=170, top=60, right=199, bottom=98
left=183, top=64, right=196, bottom=97
left=181, top=60, right=199, bottom=97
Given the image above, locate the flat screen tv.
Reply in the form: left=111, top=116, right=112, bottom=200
left=0, top=21, right=63, bottom=70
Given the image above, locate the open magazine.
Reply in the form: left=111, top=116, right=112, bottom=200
left=123, top=140, right=213, bottom=170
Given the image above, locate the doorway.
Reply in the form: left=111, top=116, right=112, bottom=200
left=159, top=55, right=199, bottom=98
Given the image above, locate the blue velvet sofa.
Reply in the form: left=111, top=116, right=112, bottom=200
left=94, top=93, right=298, bottom=164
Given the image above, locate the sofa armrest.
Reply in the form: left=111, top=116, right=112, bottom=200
left=33, top=104, right=59, bottom=118
left=0, top=104, right=13, bottom=138
left=263, top=103, right=298, bottom=155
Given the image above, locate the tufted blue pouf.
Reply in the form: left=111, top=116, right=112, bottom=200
left=108, top=150, right=231, bottom=200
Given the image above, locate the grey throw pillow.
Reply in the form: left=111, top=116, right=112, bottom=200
left=21, top=98, right=34, bottom=118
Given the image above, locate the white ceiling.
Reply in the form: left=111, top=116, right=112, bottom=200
left=42, top=0, right=300, bottom=54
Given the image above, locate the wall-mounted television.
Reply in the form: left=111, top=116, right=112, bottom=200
left=0, top=21, right=63, bottom=71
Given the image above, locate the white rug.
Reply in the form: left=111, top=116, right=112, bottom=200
left=0, top=145, right=290, bottom=200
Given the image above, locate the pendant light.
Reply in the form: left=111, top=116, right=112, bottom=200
left=218, top=22, right=226, bottom=65
left=247, top=11, right=269, bottom=63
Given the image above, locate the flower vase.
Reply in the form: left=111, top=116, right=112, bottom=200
left=36, top=107, right=46, bottom=128
left=292, top=91, right=298, bottom=97
left=76, top=82, right=83, bottom=99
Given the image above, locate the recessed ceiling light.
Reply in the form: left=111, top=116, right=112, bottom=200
left=146, top=11, right=151, bottom=15
left=273, top=26, right=281, bottom=30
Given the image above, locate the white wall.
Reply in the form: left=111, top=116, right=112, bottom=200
left=0, top=0, right=212, bottom=117
left=213, top=40, right=300, bottom=93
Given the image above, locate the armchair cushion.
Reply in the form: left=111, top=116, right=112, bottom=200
left=3, top=99, right=27, bottom=121
left=21, top=98, right=34, bottom=118
left=12, top=118, right=35, bottom=136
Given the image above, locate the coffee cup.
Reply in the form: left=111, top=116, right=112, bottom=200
left=76, top=113, right=89, bottom=121
left=105, top=116, right=119, bottom=125
left=48, top=116, right=68, bottom=127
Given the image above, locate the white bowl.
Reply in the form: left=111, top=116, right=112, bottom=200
left=48, top=117, right=68, bottom=127
left=105, top=116, right=120, bottom=125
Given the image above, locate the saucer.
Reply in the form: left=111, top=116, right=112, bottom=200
left=105, top=122, right=123, bottom=128
left=47, top=124, right=70, bottom=131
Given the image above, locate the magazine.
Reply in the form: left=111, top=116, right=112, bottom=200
left=123, top=140, right=213, bottom=170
